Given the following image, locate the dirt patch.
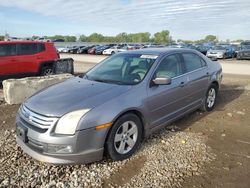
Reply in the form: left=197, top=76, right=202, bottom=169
left=103, top=155, right=147, bottom=187
left=0, top=104, right=19, bottom=134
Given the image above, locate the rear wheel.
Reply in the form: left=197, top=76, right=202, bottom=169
left=41, top=65, right=54, bottom=76
left=106, top=113, right=143, bottom=161
left=201, top=84, right=218, bottom=112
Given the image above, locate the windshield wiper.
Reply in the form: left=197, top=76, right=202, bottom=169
left=92, top=78, right=125, bottom=85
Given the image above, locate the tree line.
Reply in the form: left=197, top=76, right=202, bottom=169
left=31, top=30, right=171, bottom=44
left=0, top=33, right=245, bottom=44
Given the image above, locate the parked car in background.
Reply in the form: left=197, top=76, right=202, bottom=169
left=237, top=42, right=250, bottom=60
left=53, top=39, right=65, bottom=42
left=95, top=45, right=110, bottom=55
left=16, top=48, right=222, bottom=164
left=69, top=46, right=85, bottom=54
left=0, top=41, right=59, bottom=80
left=102, top=46, right=123, bottom=55
left=77, top=45, right=95, bottom=54
left=206, top=45, right=234, bottom=59
left=231, top=44, right=240, bottom=57
left=88, top=45, right=100, bottom=54
left=196, top=45, right=211, bottom=55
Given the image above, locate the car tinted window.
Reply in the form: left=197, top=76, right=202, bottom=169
left=17, top=43, right=37, bottom=55
left=155, top=54, right=182, bottom=78
left=0, top=44, right=16, bottom=56
left=182, top=53, right=206, bottom=72
left=37, top=43, right=45, bottom=53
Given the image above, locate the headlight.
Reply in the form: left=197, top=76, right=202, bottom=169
left=54, top=109, right=90, bottom=135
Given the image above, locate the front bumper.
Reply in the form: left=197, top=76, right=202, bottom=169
left=16, top=114, right=107, bottom=165
left=207, top=53, right=224, bottom=59
left=16, top=137, right=103, bottom=164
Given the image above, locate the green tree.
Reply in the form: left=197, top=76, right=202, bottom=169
left=0, top=35, right=4, bottom=41
left=87, top=33, right=104, bottom=42
left=79, top=34, right=87, bottom=42
left=204, top=35, right=217, bottom=42
left=153, top=30, right=170, bottom=44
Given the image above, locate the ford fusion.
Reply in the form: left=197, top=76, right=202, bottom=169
left=16, top=48, right=222, bottom=164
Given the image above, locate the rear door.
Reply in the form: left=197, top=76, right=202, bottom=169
left=16, top=43, right=39, bottom=74
left=146, top=54, right=189, bottom=128
left=181, top=52, right=209, bottom=108
left=0, top=43, right=17, bottom=76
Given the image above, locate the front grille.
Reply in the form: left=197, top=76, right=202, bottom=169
left=20, top=105, right=58, bottom=130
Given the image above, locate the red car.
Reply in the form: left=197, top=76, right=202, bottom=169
left=0, top=41, right=59, bottom=80
left=87, top=47, right=96, bottom=54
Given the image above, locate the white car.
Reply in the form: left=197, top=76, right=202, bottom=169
left=102, top=46, right=127, bottom=55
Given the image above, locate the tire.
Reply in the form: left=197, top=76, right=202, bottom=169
left=201, top=84, right=218, bottom=112
left=223, top=54, right=226, bottom=59
left=41, top=65, right=54, bottom=76
left=105, top=113, right=143, bottom=161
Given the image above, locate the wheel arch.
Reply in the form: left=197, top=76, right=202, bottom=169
left=38, top=61, right=55, bottom=75
left=112, top=109, right=146, bottom=138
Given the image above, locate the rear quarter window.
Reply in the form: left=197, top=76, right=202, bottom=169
left=37, top=43, right=46, bottom=53
left=182, top=53, right=206, bottom=73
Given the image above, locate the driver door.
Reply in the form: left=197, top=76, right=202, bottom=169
left=146, top=53, right=189, bottom=128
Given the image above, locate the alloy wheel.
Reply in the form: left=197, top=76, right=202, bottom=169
left=114, top=121, right=138, bottom=154
left=207, top=88, right=216, bottom=108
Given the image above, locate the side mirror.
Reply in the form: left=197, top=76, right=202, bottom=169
left=152, top=77, right=172, bottom=85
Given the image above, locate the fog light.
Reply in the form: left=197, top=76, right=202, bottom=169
left=47, top=144, right=73, bottom=154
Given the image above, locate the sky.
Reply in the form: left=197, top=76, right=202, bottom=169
left=0, top=0, right=249, bottom=40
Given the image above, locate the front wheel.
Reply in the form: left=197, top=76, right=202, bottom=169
left=105, top=113, right=143, bottom=161
left=201, top=84, right=218, bottom=112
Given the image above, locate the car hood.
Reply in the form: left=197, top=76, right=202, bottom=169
left=24, top=77, right=132, bottom=117
left=209, top=50, right=226, bottom=53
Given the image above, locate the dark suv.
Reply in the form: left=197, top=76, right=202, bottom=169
left=237, top=41, right=250, bottom=60
left=0, top=41, right=59, bottom=80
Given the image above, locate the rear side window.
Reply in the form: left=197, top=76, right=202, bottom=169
left=0, top=44, right=16, bottom=56
left=17, top=44, right=37, bottom=55
left=182, top=53, right=206, bottom=73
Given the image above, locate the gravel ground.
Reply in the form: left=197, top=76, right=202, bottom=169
left=0, top=127, right=214, bottom=188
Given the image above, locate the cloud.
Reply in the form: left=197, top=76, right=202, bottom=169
left=0, top=0, right=250, bottom=39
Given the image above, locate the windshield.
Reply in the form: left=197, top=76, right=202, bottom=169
left=212, top=46, right=226, bottom=50
left=242, top=45, right=250, bottom=50
left=85, top=53, right=157, bottom=85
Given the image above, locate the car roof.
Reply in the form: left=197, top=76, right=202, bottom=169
left=120, top=48, right=198, bottom=56
left=0, top=41, right=52, bottom=44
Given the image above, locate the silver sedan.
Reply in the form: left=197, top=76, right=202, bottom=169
left=16, top=48, right=222, bottom=164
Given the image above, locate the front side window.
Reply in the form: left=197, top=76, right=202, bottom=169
left=182, top=53, right=206, bottom=73
left=0, top=44, right=16, bottom=56
left=154, top=54, right=182, bottom=78
left=85, top=53, right=157, bottom=85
